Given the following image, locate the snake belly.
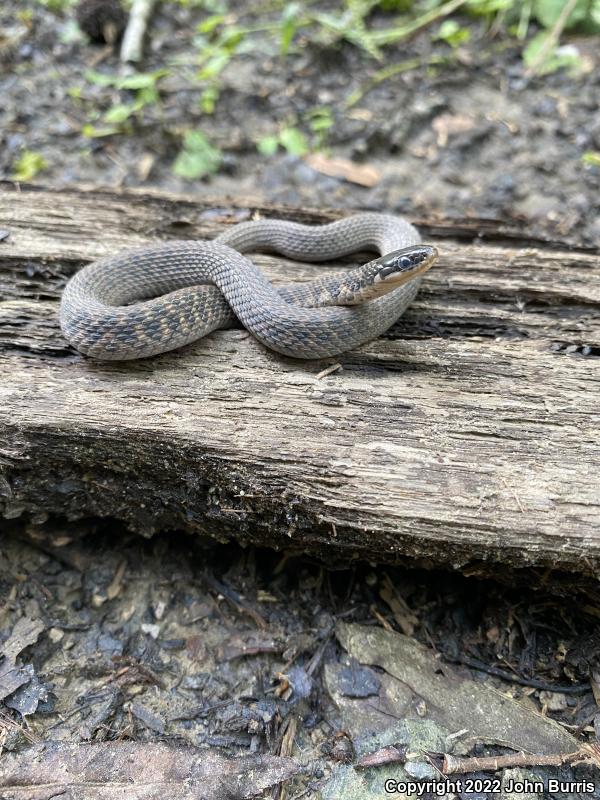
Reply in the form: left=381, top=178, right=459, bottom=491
left=59, top=213, right=425, bottom=360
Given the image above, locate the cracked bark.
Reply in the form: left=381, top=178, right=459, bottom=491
left=0, top=183, right=598, bottom=573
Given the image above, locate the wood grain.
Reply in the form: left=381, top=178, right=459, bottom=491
left=1, top=183, right=598, bottom=572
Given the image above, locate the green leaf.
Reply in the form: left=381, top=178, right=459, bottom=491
left=197, top=51, right=231, bottom=80
left=200, top=86, right=219, bottom=114
left=104, top=103, right=136, bottom=124
left=118, top=70, right=168, bottom=90
left=280, top=2, right=303, bottom=56
left=85, top=69, right=168, bottom=90
left=307, top=107, right=334, bottom=133
left=523, top=31, right=582, bottom=74
left=257, top=135, right=280, bottom=156
left=36, top=0, right=76, bottom=14
left=523, top=29, right=549, bottom=65
left=197, top=14, right=226, bottom=34
left=172, top=130, right=222, bottom=179
left=465, top=0, right=513, bottom=15
left=375, top=0, right=413, bottom=9
left=136, top=86, right=160, bottom=106
left=12, top=150, right=48, bottom=181
left=84, top=69, right=116, bottom=87
left=81, top=123, right=119, bottom=137
left=533, top=0, right=589, bottom=29
left=582, top=151, right=600, bottom=166
left=435, top=19, right=471, bottom=46
left=279, top=127, right=309, bottom=156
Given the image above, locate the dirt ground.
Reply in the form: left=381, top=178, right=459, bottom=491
left=2, top=1, right=600, bottom=244
left=2, top=521, right=600, bottom=798
left=1, top=2, right=600, bottom=798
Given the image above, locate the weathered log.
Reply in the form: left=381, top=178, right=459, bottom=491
left=0, top=183, right=598, bottom=573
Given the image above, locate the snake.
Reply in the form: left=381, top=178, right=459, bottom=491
left=59, top=213, right=437, bottom=360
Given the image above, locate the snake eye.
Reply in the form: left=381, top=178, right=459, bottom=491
left=400, top=256, right=412, bottom=269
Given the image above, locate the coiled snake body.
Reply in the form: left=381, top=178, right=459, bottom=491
left=59, top=213, right=437, bottom=360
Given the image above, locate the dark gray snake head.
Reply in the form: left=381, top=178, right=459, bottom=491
left=374, top=244, right=438, bottom=285
left=336, top=244, right=438, bottom=305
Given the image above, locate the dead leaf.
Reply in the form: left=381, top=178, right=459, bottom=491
left=137, top=153, right=156, bottom=181
left=355, top=743, right=407, bottom=769
left=432, top=113, right=476, bottom=147
left=1, top=618, right=45, bottom=663
left=305, top=154, right=381, bottom=188
left=0, top=742, right=300, bottom=800
left=0, top=617, right=45, bottom=703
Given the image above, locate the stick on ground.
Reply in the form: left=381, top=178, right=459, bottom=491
left=120, top=0, right=158, bottom=63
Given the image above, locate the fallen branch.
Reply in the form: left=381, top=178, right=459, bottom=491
left=120, top=0, right=158, bottom=63
left=443, top=743, right=600, bottom=774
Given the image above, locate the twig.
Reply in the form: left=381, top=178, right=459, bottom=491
left=445, top=652, right=590, bottom=695
left=272, top=715, right=299, bottom=799
left=525, top=0, right=578, bottom=75
left=346, top=56, right=447, bottom=108
left=120, top=0, right=158, bottom=64
left=443, top=743, right=600, bottom=774
left=370, top=0, right=469, bottom=46
left=316, top=362, right=342, bottom=379
left=202, top=571, right=268, bottom=629
left=0, top=709, right=41, bottom=745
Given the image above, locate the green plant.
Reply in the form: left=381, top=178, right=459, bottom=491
left=434, top=18, right=471, bottom=45
left=12, top=151, right=48, bottom=181
left=195, top=22, right=253, bottom=81
left=200, top=86, right=220, bottom=114
left=375, top=0, right=414, bottom=10
left=279, top=2, right=304, bottom=55
left=193, top=18, right=269, bottom=115
left=523, top=31, right=582, bottom=73
left=309, top=3, right=383, bottom=58
left=81, top=69, right=169, bottom=137
left=35, top=0, right=76, bottom=13
left=173, top=130, right=222, bottom=179
left=306, top=107, right=335, bottom=149
left=533, top=0, right=600, bottom=30
left=17, top=9, right=34, bottom=23
left=257, top=126, right=309, bottom=157
left=582, top=151, right=600, bottom=167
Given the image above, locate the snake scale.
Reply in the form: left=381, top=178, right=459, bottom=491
left=59, top=213, right=437, bottom=360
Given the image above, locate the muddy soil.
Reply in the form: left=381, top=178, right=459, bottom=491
left=1, top=1, right=600, bottom=244
left=2, top=522, right=600, bottom=799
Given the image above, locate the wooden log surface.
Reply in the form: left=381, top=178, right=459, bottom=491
left=0, top=182, right=599, bottom=573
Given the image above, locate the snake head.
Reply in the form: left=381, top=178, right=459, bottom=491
left=333, top=244, right=438, bottom=305
left=374, top=244, right=438, bottom=287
